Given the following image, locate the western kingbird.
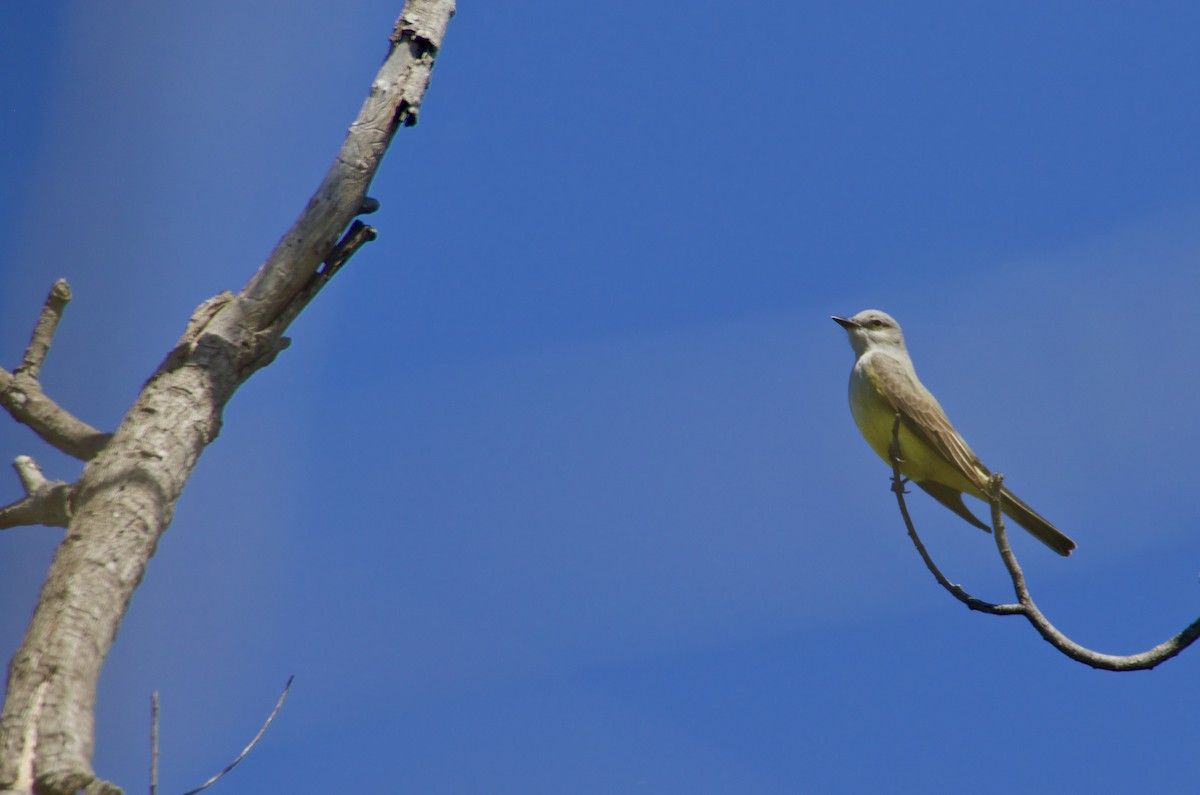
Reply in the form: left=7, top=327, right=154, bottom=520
left=832, top=309, right=1075, bottom=557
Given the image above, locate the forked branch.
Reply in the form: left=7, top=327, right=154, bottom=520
left=0, top=280, right=112, bottom=461
left=888, top=413, right=1200, bottom=671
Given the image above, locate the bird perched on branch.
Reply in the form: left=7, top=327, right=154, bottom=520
left=832, top=309, right=1075, bottom=557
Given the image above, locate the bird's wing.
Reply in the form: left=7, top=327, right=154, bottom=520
left=866, top=352, right=989, bottom=492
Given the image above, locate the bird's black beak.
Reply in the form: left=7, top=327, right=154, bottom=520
left=831, top=316, right=858, bottom=330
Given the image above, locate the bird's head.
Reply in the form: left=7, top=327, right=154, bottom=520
left=832, top=309, right=905, bottom=357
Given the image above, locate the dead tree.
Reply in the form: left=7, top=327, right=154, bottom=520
left=0, top=3, right=455, bottom=793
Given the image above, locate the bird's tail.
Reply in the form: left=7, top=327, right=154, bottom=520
left=1000, top=487, right=1076, bottom=557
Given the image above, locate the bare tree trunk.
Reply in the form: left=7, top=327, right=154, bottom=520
left=0, top=3, right=455, bottom=793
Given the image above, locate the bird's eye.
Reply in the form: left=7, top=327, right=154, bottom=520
left=870, top=319, right=884, bottom=327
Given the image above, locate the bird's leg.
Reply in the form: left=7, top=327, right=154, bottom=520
left=888, top=413, right=909, bottom=494
left=887, top=413, right=905, bottom=466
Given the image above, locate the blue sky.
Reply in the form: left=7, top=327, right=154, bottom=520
left=3, top=1, right=1200, bottom=792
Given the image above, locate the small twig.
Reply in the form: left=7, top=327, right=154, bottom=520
left=151, top=692, right=160, bottom=795
left=321, top=220, right=377, bottom=280
left=266, top=220, right=377, bottom=341
left=303, top=220, right=377, bottom=307
left=0, top=456, right=73, bottom=529
left=179, top=676, right=295, bottom=795
left=15, top=279, right=73, bottom=380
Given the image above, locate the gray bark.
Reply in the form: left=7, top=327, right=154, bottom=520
left=0, top=3, right=455, bottom=793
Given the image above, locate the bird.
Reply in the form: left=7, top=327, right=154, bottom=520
left=832, top=309, right=1075, bottom=556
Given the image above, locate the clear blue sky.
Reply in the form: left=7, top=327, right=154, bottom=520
left=4, top=2, right=1200, bottom=792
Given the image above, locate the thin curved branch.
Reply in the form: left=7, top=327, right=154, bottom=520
left=890, top=412, right=1200, bottom=671
left=0, top=281, right=112, bottom=460
left=179, top=676, right=294, bottom=795
left=887, top=415, right=1022, bottom=615
left=983, top=477, right=1200, bottom=670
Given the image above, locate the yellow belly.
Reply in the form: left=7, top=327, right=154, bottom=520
left=848, top=361, right=981, bottom=497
